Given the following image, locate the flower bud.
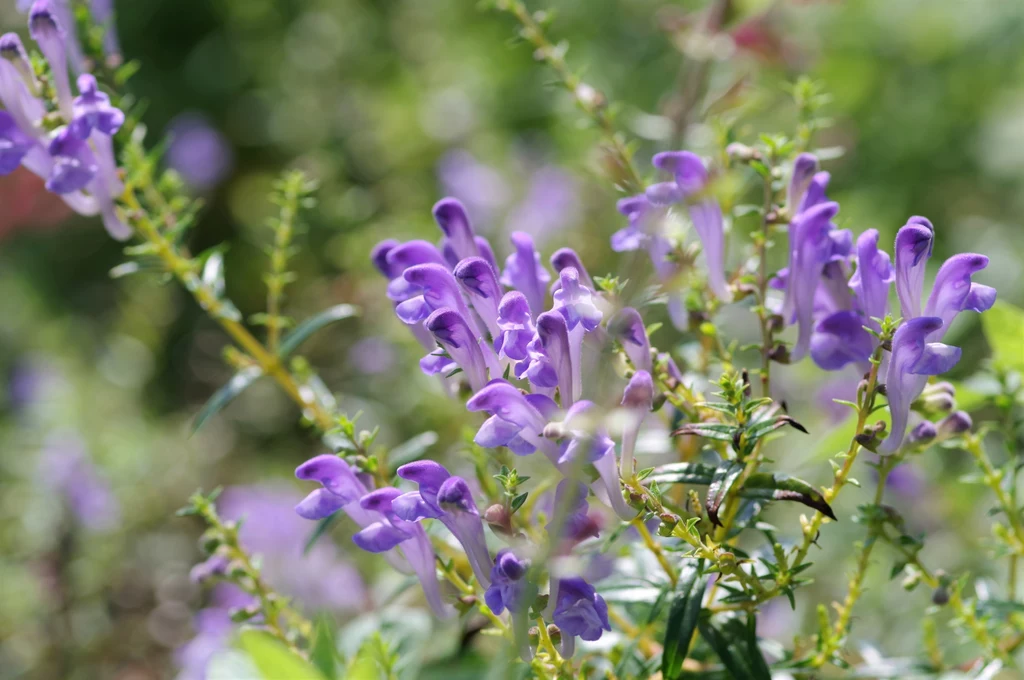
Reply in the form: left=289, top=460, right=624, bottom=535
left=546, top=624, right=562, bottom=645
left=931, top=585, right=950, bottom=606
left=907, top=421, right=937, bottom=446
left=937, top=411, right=972, bottom=438
left=484, top=503, right=513, bottom=535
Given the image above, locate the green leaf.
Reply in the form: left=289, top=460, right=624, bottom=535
left=742, top=472, right=836, bottom=520
left=280, top=304, right=359, bottom=358
left=706, top=462, right=745, bottom=527
left=310, top=616, right=339, bottom=680
left=696, top=615, right=771, bottom=680
left=511, top=492, right=529, bottom=512
left=982, top=300, right=1024, bottom=372
left=191, top=366, right=263, bottom=435
left=671, top=423, right=738, bottom=442
left=662, top=561, right=709, bottom=680
left=649, top=462, right=719, bottom=486
left=304, top=512, right=339, bottom=555
left=387, top=432, right=438, bottom=468
left=238, top=630, right=327, bottom=680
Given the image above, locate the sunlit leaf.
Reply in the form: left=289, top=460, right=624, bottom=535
left=238, top=630, right=327, bottom=680
left=982, top=300, right=1024, bottom=373
left=310, top=616, right=339, bottom=680
left=191, top=366, right=263, bottom=435
left=280, top=304, right=360, bottom=357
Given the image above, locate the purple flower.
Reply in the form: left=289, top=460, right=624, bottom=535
left=849, top=228, right=894, bottom=329
left=454, top=256, right=503, bottom=338
left=424, top=307, right=497, bottom=391
left=923, top=254, right=997, bottom=338
left=484, top=549, right=530, bottom=615
left=166, top=113, right=234, bottom=191
left=383, top=240, right=447, bottom=302
left=394, top=460, right=493, bottom=587
left=28, top=1, right=73, bottom=118
left=558, top=401, right=633, bottom=520
left=0, top=110, right=33, bottom=173
left=46, top=126, right=96, bottom=193
left=787, top=153, right=819, bottom=213
left=502, top=231, right=550, bottom=316
left=809, top=310, right=875, bottom=371
left=433, top=197, right=480, bottom=262
left=467, top=379, right=562, bottom=464
left=894, top=217, right=934, bottom=320
left=552, top=577, right=611, bottom=654
left=879, top=317, right=962, bottom=454
left=937, top=410, right=973, bottom=438
left=646, top=151, right=731, bottom=302
left=494, top=291, right=535, bottom=362
left=552, top=267, right=602, bottom=333
left=608, top=307, right=651, bottom=374
left=536, top=311, right=575, bottom=406
left=550, top=248, right=594, bottom=291
left=620, top=371, right=654, bottom=477
left=398, top=263, right=481, bottom=340
left=70, top=74, right=124, bottom=138
left=37, top=432, right=120, bottom=531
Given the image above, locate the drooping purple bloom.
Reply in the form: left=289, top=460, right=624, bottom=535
left=494, top=291, right=535, bottom=362
left=484, top=549, right=531, bottom=615
left=552, top=577, right=611, bottom=654
left=398, top=263, right=481, bottom=339
left=434, top=197, right=480, bottom=262
left=879, top=317, right=962, bottom=454
left=502, top=231, right=550, bottom=316
left=467, top=380, right=562, bottom=464
left=608, top=307, right=652, bottom=374
left=809, top=310, right=875, bottom=371
left=787, top=153, right=819, bottom=213
left=893, top=217, right=934, bottom=320
left=453, top=256, right=503, bottom=338
left=558, top=401, right=633, bottom=520
left=849, top=228, right=894, bottom=329
left=394, top=460, right=492, bottom=588
left=646, top=151, right=731, bottom=302
left=619, top=371, right=654, bottom=477
left=783, top=200, right=842, bottom=362
left=922, top=254, right=997, bottom=339
left=28, top=1, right=73, bottom=118
left=424, top=307, right=497, bottom=391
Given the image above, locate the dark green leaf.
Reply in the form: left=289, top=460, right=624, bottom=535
left=649, top=462, right=719, bottom=486
left=662, top=561, right=709, bottom=680
left=310, top=616, right=338, bottom=680
left=279, top=304, right=359, bottom=357
left=742, top=473, right=836, bottom=520
left=511, top=492, right=529, bottom=512
left=387, top=432, right=438, bottom=468
left=696, top=615, right=771, bottom=680
left=706, top=462, right=745, bottom=527
left=304, top=512, right=339, bottom=555
left=745, top=415, right=809, bottom=440
left=191, top=366, right=262, bottom=435
left=672, top=423, right=738, bottom=442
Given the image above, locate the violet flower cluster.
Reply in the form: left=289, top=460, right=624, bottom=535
left=293, top=198, right=674, bottom=655
left=0, top=1, right=129, bottom=240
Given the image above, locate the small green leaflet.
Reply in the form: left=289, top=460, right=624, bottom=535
left=191, top=366, right=263, bottom=435
left=279, top=304, right=359, bottom=358
left=387, top=431, right=439, bottom=467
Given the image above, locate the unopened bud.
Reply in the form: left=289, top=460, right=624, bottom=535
left=768, top=344, right=790, bottom=364
left=907, top=421, right=938, bottom=446
left=931, top=586, right=950, bottom=606
left=546, top=624, right=562, bottom=645
left=484, top=504, right=513, bottom=534
left=937, top=411, right=972, bottom=438
left=528, top=626, right=540, bottom=646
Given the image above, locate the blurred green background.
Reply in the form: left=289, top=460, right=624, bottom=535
left=1, top=0, right=1023, bottom=678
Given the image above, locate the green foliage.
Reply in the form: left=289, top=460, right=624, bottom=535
left=238, top=631, right=327, bottom=680
left=983, top=300, right=1024, bottom=373
left=661, top=561, right=708, bottom=680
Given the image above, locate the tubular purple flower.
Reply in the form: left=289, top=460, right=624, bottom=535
left=937, top=410, right=972, bottom=438
left=484, top=549, right=530, bottom=614
left=550, top=248, right=594, bottom=290
left=608, top=307, right=651, bottom=374
left=433, top=197, right=479, bottom=261
left=787, top=153, right=819, bottom=212
left=398, top=263, right=478, bottom=333
left=552, top=267, right=602, bottom=333
left=536, top=311, right=575, bottom=406
left=494, top=292, right=535, bottom=362
left=619, top=370, right=654, bottom=477
left=502, top=231, right=550, bottom=316
left=809, top=311, right=875, bottom=371
left=295, top=454, right=375, bottom=522
left=850, top=229, right=894, bottom=327
left=649, top=151, right=731, bottom=302
left=923, top=253, right=997, bottom=338
left=784, top=201, right=841, bottom=362
left=879, top=317, right=962, bottom=454
left=0, top=33, right=37, bottom=95
left=385, top=240, right=447, bottom=297
left=89, top=130, right=131, bottom=240
left=552, top=577, right=611, bottom=655
left=547, top=480, right=600, bottom=545
left=28, top=1, right=73, bottom=118
left=894, top=218, right=934, bottom=320
left=454, top=256, right=503, bottom=338
left=559, top=401, right=633, bottom=521
left=371, top=239, right=402, bottom=278
left=467, top=380, right=561, bottom=464
left=425, top=307, right=494, bottom=392
left=46, top=127, right=96, bottom=193
left=71, top=74, right=125, bottom=138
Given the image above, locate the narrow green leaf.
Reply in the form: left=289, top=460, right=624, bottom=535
left=743, top=472, right=836, bottom=520
left=310, top=616, right=339, bottom=680
left=672, top=423, right=738, bottom=442
left=279, top=304, right=359, bottom=357
left=662, top=561, right=708, bottom=680
left=649, top=462, right=719, bottom=486
left=191, top=366, right=263, bottom=435
left=511, top=492, right=529, bottom=512
left=238, top=630, right=327, bottom=680
left=706, top=462, right=745, bottom=527
left=696, top=615, right=771, bottom=680
left=387, top=432, right=438, bottom=468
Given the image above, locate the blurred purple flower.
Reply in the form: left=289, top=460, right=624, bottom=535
left=506, top=166, right=580, bottom=243
left=438, top=150, right=509, bottom=227
left=167, top=113, right=234, bottom=191
left=37, top=432, right=120, bottom=531
left=348, top=337, right=396, bottom=375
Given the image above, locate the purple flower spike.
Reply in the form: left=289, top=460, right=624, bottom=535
left=550, top=248, right=594, bottom=290
left=502, top=231, right=551, bottom=316
left=495, top=292, right=536, bottom=362
left=399, top=263, right=478, bottom=332
left=454, top=257, right=503, bottom=338
left=608, top=307, right=651, bottom=373
left=552, top=577, right=611, bottom=654
left=370, top=239, right=402, bottom=278
left=620, top=370, right=654, bottom=477
left=651, top=150, right=708, bottom=193
left=850, top=229, right=894, bottom=328
left=28, top=1, right=73, bottom=118
left=923, top=254, right=997, bottom=338
left=71, top=74, right=125, bottom=138
left=467, top=380, right=561, bottom=463
left=433, top=197, right=479, bottom=262
left=787, top=153, right=819, bottom=212
left=553, top=267, right=603, bottom=333
left=879, top=317, right=962, bottom=454
left=0, top=110, right=33, bottom=173
left=295, top=454, right=366, bottom=504
left=784, top=201, right=841, bottom=362
left=894, top=218, right=934, bottom=320
left=425, top=307, right=492, bottom=392
left=46, top=127, right=97, bottom=193
left=810, top=311, right=875, bottom=371
left=536, top=312, right=575, bottom=407
left=485, top=549, right=530, bottom=615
